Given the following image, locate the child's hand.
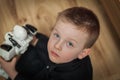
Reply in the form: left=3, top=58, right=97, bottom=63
left=0, top=56, right=19, bottom=80
left=30, top=36, right=38, bottom=46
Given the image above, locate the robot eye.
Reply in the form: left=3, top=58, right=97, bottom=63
left=0, top=44, right=12, bottom=51
left=9, top=38, right=21, bottom=48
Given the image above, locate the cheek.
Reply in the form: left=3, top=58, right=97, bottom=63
left=48, top=38, right=55, bottom=49
left=61, top=49, right=80, bottom=61
left=59, top=54, right=77, bottom=63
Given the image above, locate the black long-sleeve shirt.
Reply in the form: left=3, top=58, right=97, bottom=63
left=13, top=33, right=93, bottom=80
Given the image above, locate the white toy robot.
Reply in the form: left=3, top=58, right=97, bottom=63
left=0, top=24, right=37, bottom=78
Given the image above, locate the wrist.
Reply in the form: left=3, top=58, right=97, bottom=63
left=8, top=71, right=18, bottom=80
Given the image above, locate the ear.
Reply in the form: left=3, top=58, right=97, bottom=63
left=78, top=48, right=91, bottom=59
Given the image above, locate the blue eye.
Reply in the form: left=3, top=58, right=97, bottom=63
left=67, top=42, right=73, bottom=47
left=54, top=33, right=60, bottom=38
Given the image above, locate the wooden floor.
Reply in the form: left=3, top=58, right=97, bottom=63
left=0, top=0, right=120, bottom=80
left=0, top=76, right=4, bottom=80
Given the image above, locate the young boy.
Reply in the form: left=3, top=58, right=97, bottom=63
left=0, top=7, right=100, bottom=80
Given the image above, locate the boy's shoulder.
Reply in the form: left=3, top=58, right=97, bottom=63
left=35, top=32, right=49, bottom=47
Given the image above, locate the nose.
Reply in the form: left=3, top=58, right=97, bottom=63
left=54, top=40, right=63, bottom=51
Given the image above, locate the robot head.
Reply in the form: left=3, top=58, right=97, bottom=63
left=13, top=25, right=27, bottom=41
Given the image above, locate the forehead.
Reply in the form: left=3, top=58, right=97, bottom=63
left=54, top=20, right=89, bottom=43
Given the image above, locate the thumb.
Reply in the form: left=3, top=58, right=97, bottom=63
left=12, top=57, right=17, bottom=63
left=11, top=55, right=21, bottom=63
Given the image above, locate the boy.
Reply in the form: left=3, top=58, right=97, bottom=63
left=0, top=7, right=100, bottom=80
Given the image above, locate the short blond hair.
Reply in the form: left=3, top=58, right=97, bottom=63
left=57, top=7, right=100, bottom=48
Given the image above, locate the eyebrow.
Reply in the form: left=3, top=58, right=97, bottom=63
left=68, top=38, right=78, bottom=45
left=54, top=28, right=58, bottom=31
left=54, top=28, right=60, bottom=34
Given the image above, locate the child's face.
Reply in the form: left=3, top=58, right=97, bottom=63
left=47, top=20, right=89, bottom=64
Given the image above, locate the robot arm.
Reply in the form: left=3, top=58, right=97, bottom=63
left=0, top=24, right=37, bottom=61
left=0, top=24, right=37, bottom=79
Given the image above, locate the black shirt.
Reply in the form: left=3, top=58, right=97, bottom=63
left=14, top=33, right=93, bottom=80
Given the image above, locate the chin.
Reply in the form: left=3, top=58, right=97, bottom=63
left=49, top=55, right=58, bottom=63
left=48, top=55, right=61, bottom=64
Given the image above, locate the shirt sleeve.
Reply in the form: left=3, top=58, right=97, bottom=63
left=14, top=74, right=28, bottom=80
left=13, top=33, right=49, bottom=80
left=35, top=33, right=48, bottom=48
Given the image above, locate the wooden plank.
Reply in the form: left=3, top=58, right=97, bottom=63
left=0, top=0, right=120, bottom=80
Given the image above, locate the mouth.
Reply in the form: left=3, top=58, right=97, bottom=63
left=50, top=50, right=59, bottom=57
